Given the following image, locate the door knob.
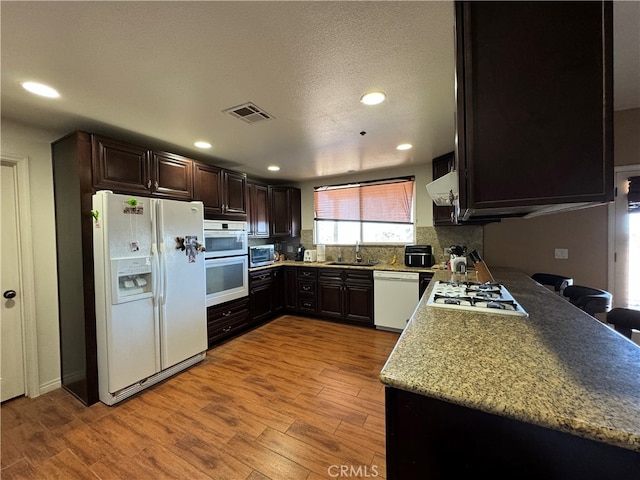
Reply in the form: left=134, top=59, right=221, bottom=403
left=3, top=290, right=17, bottom=299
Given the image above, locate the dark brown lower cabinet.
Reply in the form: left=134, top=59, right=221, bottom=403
left=318, top=269, right=374, bottom=326
left=206, top=297, right=249, bottom=348
left=385, top=387, right=640, bottom=479
left=249, top=268, right=283, bottom=325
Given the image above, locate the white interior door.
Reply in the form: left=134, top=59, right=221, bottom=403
left=1, top=163, right=26, bottom=401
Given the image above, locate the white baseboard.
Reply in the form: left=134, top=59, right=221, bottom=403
left=38, top=378, right=62, bottom=396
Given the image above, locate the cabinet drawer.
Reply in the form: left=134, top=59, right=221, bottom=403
left=345, top=270, right=373, bottom=284
left=297, top=268, right=317, bottom=280
left=298, top=298, right=317, bottom=313
left=207, top=315, right=248, bottom=346
left=250, top=270, right=273, bottom=286
left=207, top=297, right=249, bottom=320
left=298, top=280, right=316, bottom=295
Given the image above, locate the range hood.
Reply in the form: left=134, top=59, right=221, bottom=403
left=426, top=171, right=458, bottom=207
left=426, top=170, right=609, bottom=224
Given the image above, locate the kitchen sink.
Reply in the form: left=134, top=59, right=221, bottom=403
left=326, top=261, right=379, bottom=267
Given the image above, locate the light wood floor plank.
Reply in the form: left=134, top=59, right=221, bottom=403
left=1, top=315, right=399, bottom=479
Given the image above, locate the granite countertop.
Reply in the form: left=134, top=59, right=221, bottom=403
left=380, top=268, right=640, bottom=453
left=249, top=259, right=441, bottom=274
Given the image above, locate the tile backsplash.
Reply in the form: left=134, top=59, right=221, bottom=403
left=297, top=225, right=483, bottom=266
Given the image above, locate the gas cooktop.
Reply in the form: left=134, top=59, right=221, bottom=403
left=426, top=281, right=528, bottom=317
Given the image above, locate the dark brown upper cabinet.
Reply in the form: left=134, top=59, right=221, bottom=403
left=247, top=181, right=270, bottom=238
left=91, top=135, right=150, bottom=195
left=92, top=135, right=193, bottom=199
left=454, top=1, right=613, bottom=222
left=193, top=163, right=247, bottom=220
left=269, top=186, right=301, bottom=237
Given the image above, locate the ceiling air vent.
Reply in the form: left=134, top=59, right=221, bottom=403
left=223, top=102, right=273, bottom=124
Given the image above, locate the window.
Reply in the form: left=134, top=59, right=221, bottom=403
left=314, top=177, right=415, bottom=245
left=627, top=175, right=640, bottom=308
left=612, top=169, right=640, bottom=310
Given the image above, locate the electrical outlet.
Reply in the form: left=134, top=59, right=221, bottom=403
left=554, top=248, right=569, bottom=259
left=287, top=246, right=293, bottom=253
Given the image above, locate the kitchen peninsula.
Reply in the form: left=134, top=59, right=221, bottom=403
left=380, top=269, right=640, bottom=479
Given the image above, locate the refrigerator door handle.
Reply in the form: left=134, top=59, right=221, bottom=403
left=157, top=201, right=168, bottom=306
left=150, top=201, right=160, bottom=305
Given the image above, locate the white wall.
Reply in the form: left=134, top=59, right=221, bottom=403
left=1, top=119, right=66, bottom=392
left=296, top=163, right=433, bottom=230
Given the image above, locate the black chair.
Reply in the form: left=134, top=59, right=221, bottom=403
left=607, top=308, right=640, bottom=339
left=563, top=285, right=612, bottom=316
left=531, top=273, right=573, bottom=296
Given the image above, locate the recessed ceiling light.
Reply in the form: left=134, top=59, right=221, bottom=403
left=360, top=91, right=386, bottom=105
left=267, top=165, right=280, bottom=172
left=194, top=141, right=212, bottom=149
left=21, top=81, right=60, bottom=98
left=396, top=143, right=413, bottom=151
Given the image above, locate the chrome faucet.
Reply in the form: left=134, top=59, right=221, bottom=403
left=355, top=240, right=362, bottom=263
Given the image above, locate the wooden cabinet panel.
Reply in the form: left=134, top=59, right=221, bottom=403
left=249, top=267, right=284, bottom=325
left=92, top=135, right=150, bottom=194
left=269, top=186, right=301, bottom=237
left=193, top=163, right=223, bottom=217
left=152, top=151, right=193, bottom=199
left=297, top=267, right=317, bottom=314
left=455, top=2, right=613, bottom=221
left=284, top=267, right=298, bottom=310
left=317, top=281, right=343, bottom=319
left=224, top=170, right=247, bottom=216
left=207, top=297, right=249, bottom=348
left=247, top=182, right=270, bottom=238
left=317, top=268, right=374, bottom=325
left=194, top=163, right=247, bottom=220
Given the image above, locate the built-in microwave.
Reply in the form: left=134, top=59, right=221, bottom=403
left=204, top=220, right=248, bottom=259
left=249, top=245, right=275, bottom=267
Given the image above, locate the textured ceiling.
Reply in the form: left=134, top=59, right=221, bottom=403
left=1, top=1, right=638, bottom=182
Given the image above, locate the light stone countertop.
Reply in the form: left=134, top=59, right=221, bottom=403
left=379, top=268, right=640, bottom=453
left=249, top=259, right=441, bottom=274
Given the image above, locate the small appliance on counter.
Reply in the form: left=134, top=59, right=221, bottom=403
left=295, top=244, right=306, bottom=261
left=249, top=244, right=275, bottom=267
left=303, top=250, right=317, bottom=262
left=404, top=245, right=434, bottom=268
left=449, top=245, right=467, bottom=273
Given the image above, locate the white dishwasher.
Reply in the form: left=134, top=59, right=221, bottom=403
left=373, top=270, right=420, bottom=332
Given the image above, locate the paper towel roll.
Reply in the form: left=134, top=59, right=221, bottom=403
left=317, top=244, right=326, bottom=262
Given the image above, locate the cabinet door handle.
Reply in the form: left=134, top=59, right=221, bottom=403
left=154, top=180, right=159, bottom=190
left=302, top=285, right=311, bottom=291
left=222, top=325, right=232, bottom=332
left=222, top=310, right=232, bottom=317
left=302, top=272, right=311, bottom=277
left=147, top=180, right=151, bottom=189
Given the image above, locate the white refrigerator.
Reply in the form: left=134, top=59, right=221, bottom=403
left=92, top=191, right=207, bottom=405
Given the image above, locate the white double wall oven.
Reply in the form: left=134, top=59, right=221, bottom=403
left=204, top=220, right=249, bottom=307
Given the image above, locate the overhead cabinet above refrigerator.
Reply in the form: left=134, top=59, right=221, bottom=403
left=449, top=1, right=613, bottom=223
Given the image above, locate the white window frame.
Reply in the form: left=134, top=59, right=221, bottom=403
left=313, top=179, right=417, bottom=246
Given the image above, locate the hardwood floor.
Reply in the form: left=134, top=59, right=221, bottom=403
left=1, top=315, right=400, bottom=479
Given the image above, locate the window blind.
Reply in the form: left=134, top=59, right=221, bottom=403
left=314, top=178, right=414, bottom=224
left=628, top=176, right=640, bottom=213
